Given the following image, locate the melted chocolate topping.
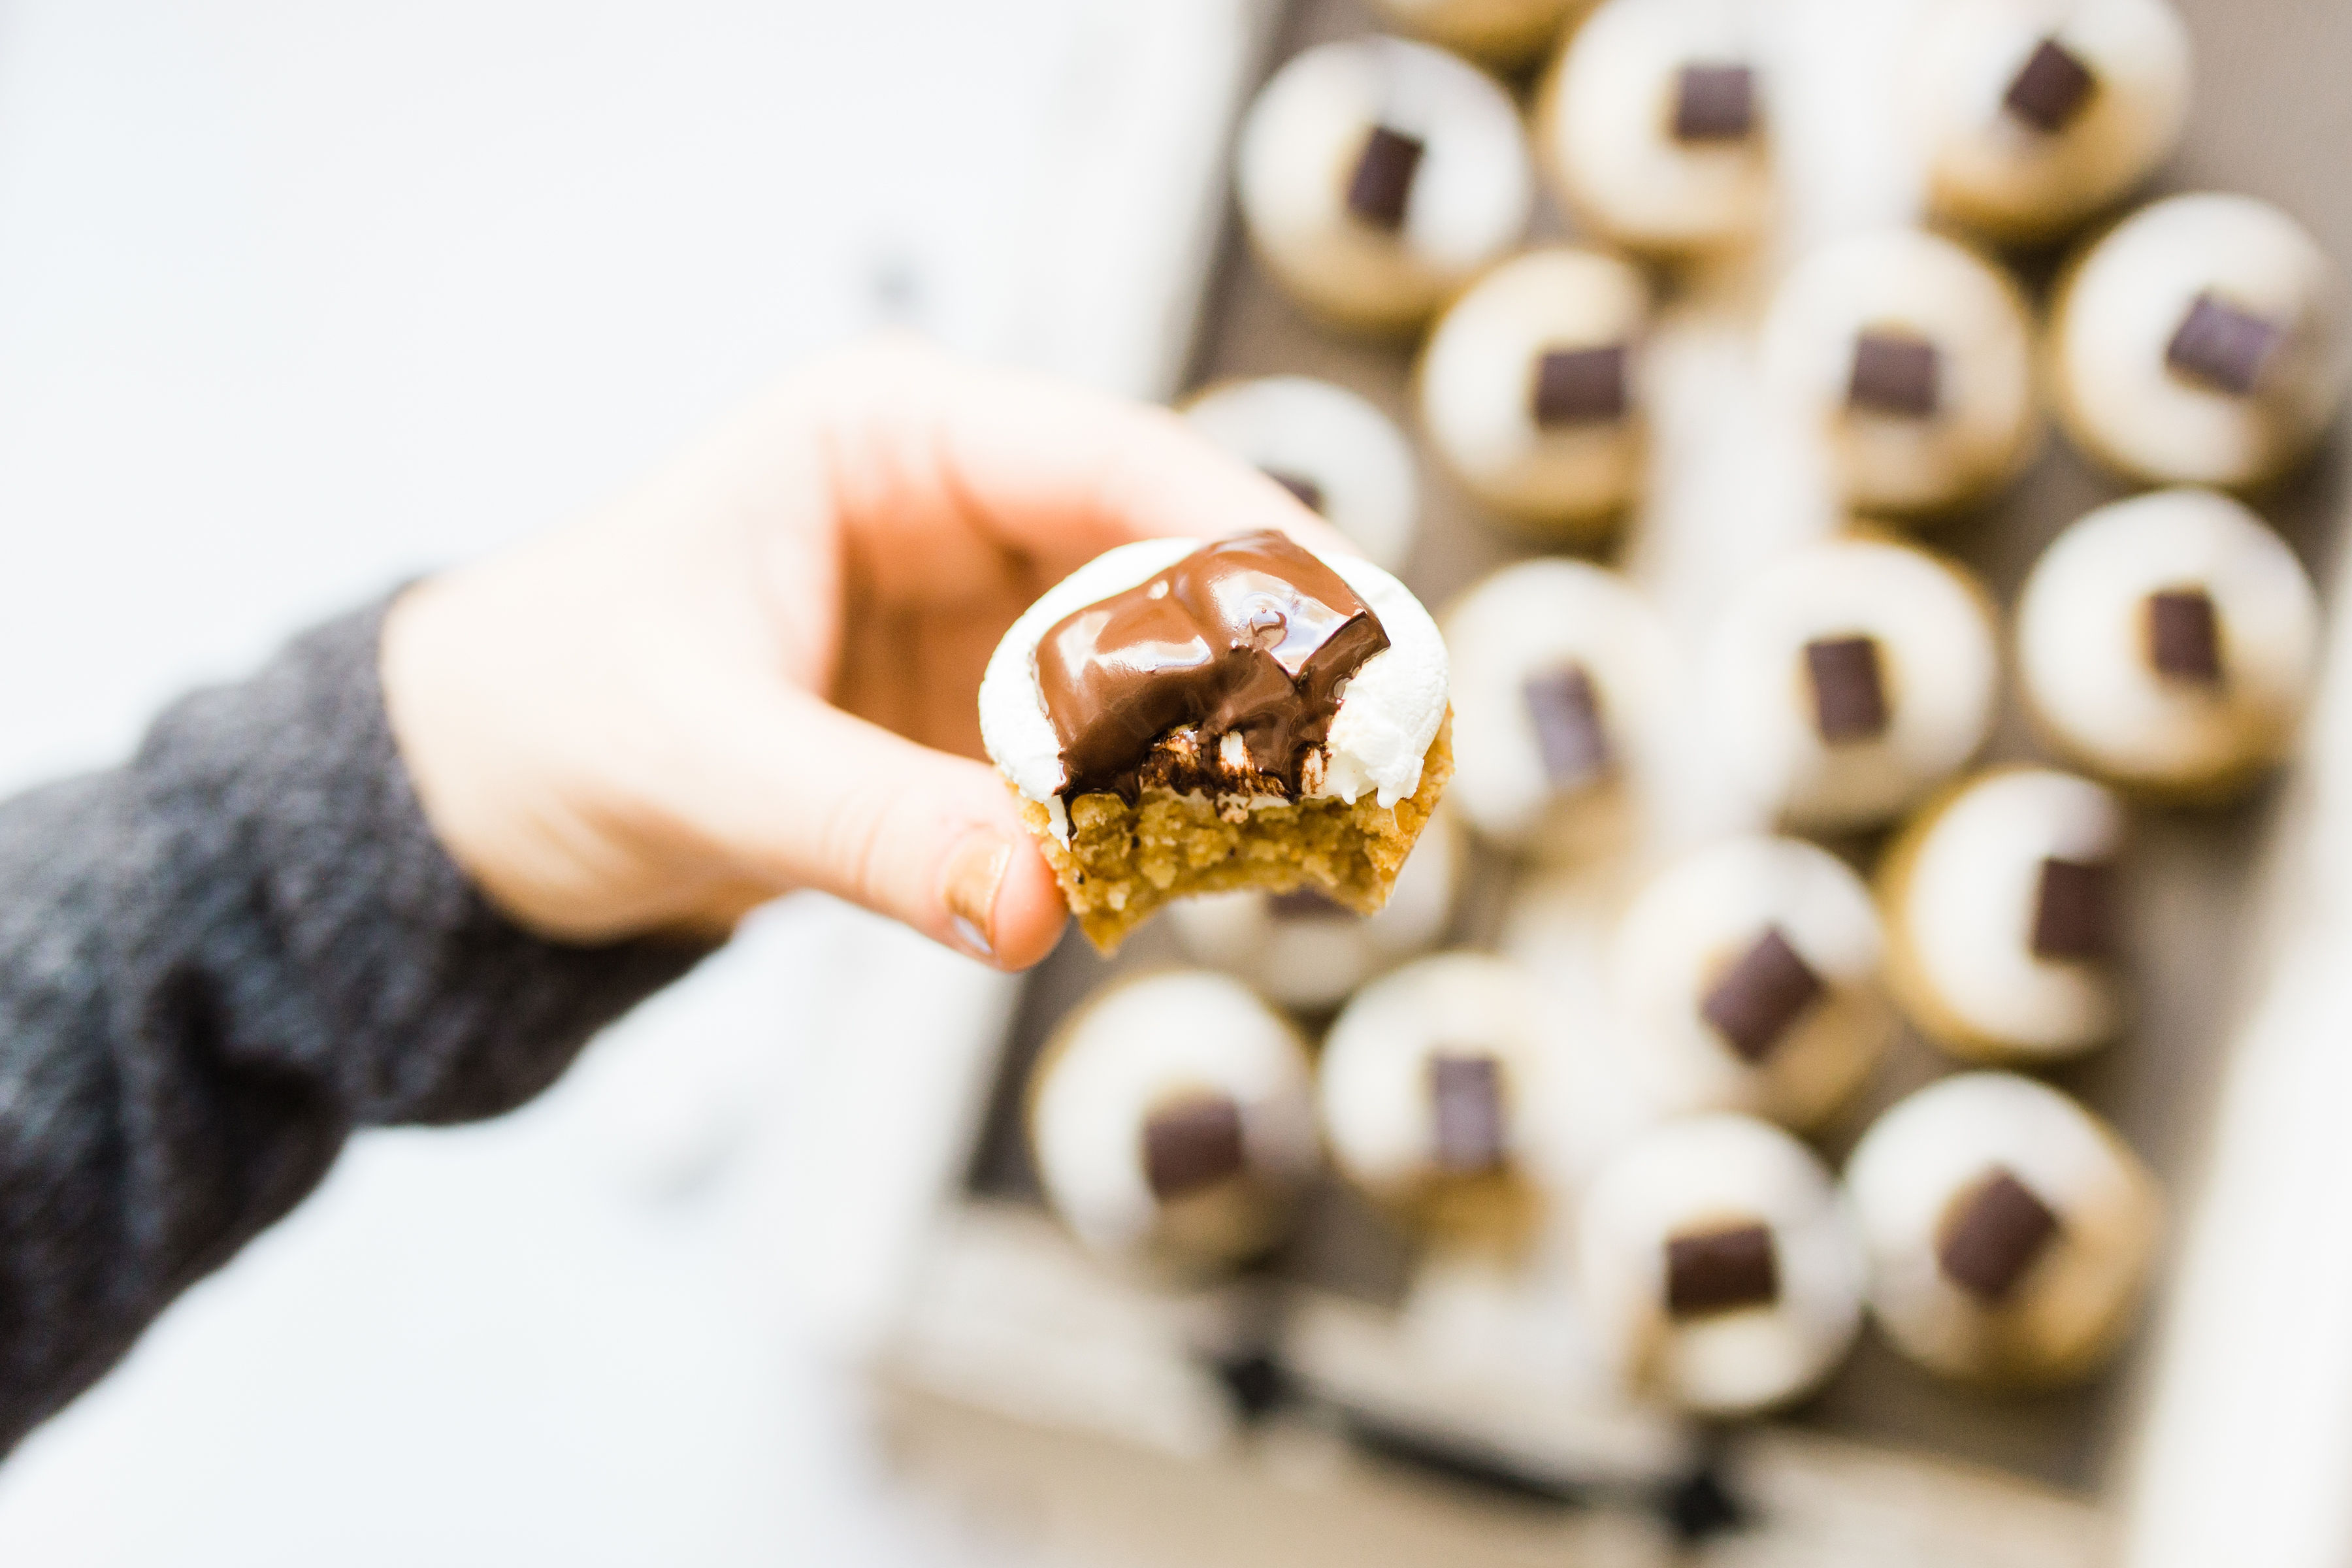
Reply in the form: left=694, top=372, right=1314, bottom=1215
left=1036, top=532, right=1391, bottom=802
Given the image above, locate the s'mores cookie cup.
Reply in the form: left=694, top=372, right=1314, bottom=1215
left=2048, top=193, right=2348, bottom=490
left=1611, top=836, right=1896, bottom=1132
left=1417, top=247, right=1654, bottom=542
left=1578, top=1115, right=1865, bottom=1416
left=1168, top=807, right=1462, bottom=1013
left=981, top=531, right=1452, bottom=954
left=1534, top=0, right=1773, bottom=259
left=1761, top=228, right=2041, bottom=518
left=1878, top=768, right=2128, bottom=1062
left=1844, top=1072, right=2162, bottom=1387
left=1184, top=376, right=1420, bottom=572
left=1028, top=970, right=1320, bottom=1277
left=1370, top=0, right=1586, bottom=71
left=1904, top=0, right=2191, bottom=246
left=1443, top=559, right=1671, bottom=861
left=1236, top=37, right=1533, bottom=335
left=1701, top=536, right=1999, bottom=834
left=2015, top=490, right=2320, bottom=802
left=1318, top=953, right=1548, bottom=1243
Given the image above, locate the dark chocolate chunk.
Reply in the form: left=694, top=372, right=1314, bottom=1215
left=1805, top=635, right=1891, bottom=743
left=1666, top=1222, right=1780, bottom=1316
left=1263, top=468, right=1326, bottom=515
left=2032, top=857, right=2115, bottom=962
left=1673, top=63, right=1756, bottom=142
left=1848, top=330, right=1942, bottom=418
left=1037, top=531, right=1390, bottom=802
left=2146, top=587, right=2223, bottom=683
left=1142, top=1095, right=1247, bottom=1200
left=1533, top=344, right=1629, bottom=427
left=1700, top=926, right=1825, bottom=1064
left=1429, top=1053, right=1508, bottom=1175
left=1347, top=124, right=1425, bottom=231
left=2002, top=37, right=2098, bottom=133
left=1268, top=884, right=1354, bottom=921
left=1938, top=1168, right=2061, bottom=1302
left=1522, top=664, right=1613, bottom=792
left=2166, top=293, right=2287, bottom=397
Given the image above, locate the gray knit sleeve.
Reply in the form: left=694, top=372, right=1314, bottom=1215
left=0, top=596, right=711, bottom=1453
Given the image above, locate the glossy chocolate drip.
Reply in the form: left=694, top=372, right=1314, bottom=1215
left=1036, top=531, right=1390, bottom=802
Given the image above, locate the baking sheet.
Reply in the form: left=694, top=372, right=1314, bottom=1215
left=960, top=0, right=2350, bottom=1506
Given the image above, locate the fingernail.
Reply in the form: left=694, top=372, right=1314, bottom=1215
left=943, top=830, right=1012, bottom=961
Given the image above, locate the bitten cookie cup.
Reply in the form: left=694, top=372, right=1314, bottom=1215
left=1761, top=228, right=2041, bottom=518
left=1577, top=1115, right=1865, bottom=1416
left=1028, top=970, right=1320, bottom=1276
left=1844, top=1073, right=2162, bottom=1388
left=2048, top=193, right=2348, bottom=490
left=1904, top=0, right=2191, bottom=246
left=1318, top=952, right=1549, bottom=1243
left=1168, top=806, right=1462, bottom=1013
left=1417, top=247, right=1653, bottom=540
left=1878, top=767, right=2128, bottom=1062
left=979, top=532, right=1452, bottom=955
left=1442, top=559, right=1671, bottom=860
left=1183, top=376, right=1420, bottom=572
left=2015, top=489, right=2320, bottom=802
left=1236, top=36, right=1533, bottom=335
left=1610, top=835, right=1896, bottom=1132
left=1534, top=0, right=1773, bottom=259
left=1369, top=0, right=1586, bottom=71
left=1701, top=535, right=2000, bottom=834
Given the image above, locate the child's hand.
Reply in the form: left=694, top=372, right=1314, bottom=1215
left=379, top=339, right=1339, bottom=970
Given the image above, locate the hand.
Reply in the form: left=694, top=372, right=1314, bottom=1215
left=378, top=338, right=1340, bottom=969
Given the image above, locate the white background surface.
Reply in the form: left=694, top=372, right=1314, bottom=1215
left=0, top=1, right=1257, bottom=1561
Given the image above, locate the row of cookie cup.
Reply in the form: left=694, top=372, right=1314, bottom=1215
left=1169, top=757, right=2128, bottom=1150
left=1023, top=964, right=2159, bottom=1409
left=1205, top=200, right=2340, bottom=573
left=1770, top=195, right=2346, bottom=509
left=1411, top=195, right=2338, bottom=549
left=1448, top=490, right=2317, bottom=859
left=1237, top=0, right=2193, bottom=336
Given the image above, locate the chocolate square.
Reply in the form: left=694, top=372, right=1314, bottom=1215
left=1143, top=1095, right=1246, bottom=1200
left=1805, top=635, right=1890, bottom=743
left=2003, top=37, right=2098, bottom=133
left=2146, top=587, right=2223, bottom=683
left=1429, top=1053, right=1507, bottom=1175
left=2031, top=857, right=2115, bottom=961
left=1533, top=344, right=1629, bottom=427
left=1522, top=664, right=1613, bottom=791
left=1666, top=1222, right=1780, bottom=1317
left=1673, top=63, right=1756, bottom=142
left=1263, top=468, right=1325, bottom=515
left=1848, top=331, right=1942, bottom=418
left=1268, top=884, right=1353, bottom=921
left=1701, top=926, right=1825, bottom=1064
left=2166, top=293, right=2286, bottom=397
left=1347, top=124, right=1425, bottom=231
left=1938, top=1168, right=2061, bottom=1302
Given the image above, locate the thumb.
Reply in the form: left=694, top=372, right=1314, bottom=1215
left=728, top=693, right=1068, bottom=970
